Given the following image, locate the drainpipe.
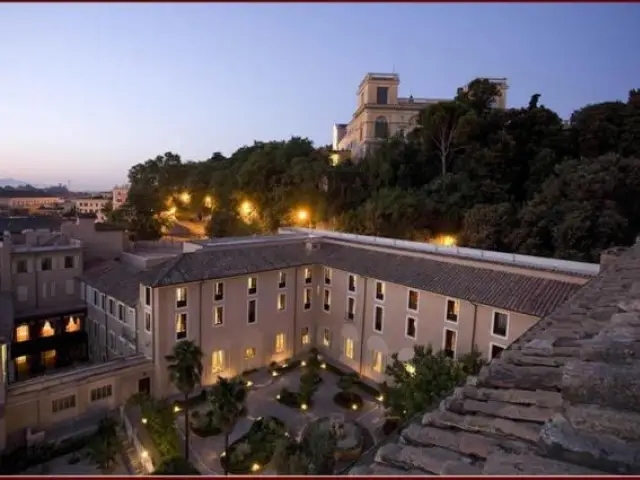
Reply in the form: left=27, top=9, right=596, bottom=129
left=357, top=276, right=368, bottom=376
left=292, top=268, right=299, bottom=358
left=470, top=302, right=478, bottom=352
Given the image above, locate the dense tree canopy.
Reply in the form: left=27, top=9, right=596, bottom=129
left=121, top=79, right=640, bottom=262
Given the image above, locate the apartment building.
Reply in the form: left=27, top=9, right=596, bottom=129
left=76, top=230, right=597, bottom=401
left=333, top=72, right=508, bottom=160
left=73, top=197, right=109, bottom=215
left=0, top=191, right=62, bottom=211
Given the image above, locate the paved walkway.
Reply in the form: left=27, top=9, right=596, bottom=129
left=175, top=366, right=385, bottom=474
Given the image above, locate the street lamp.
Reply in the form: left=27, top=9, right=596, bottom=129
left=296, top=208, right=311, bottom=228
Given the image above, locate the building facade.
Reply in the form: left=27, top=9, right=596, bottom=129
left=112, top=184, right=129, bottom=211
left=73, top=197, right=109, bottom=215
left=333, top=72, right=508, bottom=160
left=0, top=191, right=62, bottom=211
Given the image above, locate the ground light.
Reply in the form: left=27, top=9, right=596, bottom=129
left=272, top=371, right=279, bottom=377
left=173, top=405, right=181, bottom=413
left=141, top=450, right=149, bottom=459
left=321, top=363, right=327, bottom=369
left=251, top=463, right=261, bottom=472
left=141, top=418, right=148, bottom=424
left=351, top=404, right=359, bottom=411
left=220, top=452, right=226, bottom=458
left=301, top=360, right=307, bottom=367
left=276, top=394, right=281, bottom=400
left=301, top=403, right=308, bottom=411
left=246, top=380, right=254, bottom=387
left=377, top=394, right=384, bottom=402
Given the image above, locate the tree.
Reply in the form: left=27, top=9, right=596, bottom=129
left=153, top=456, right=201, bottom=475
left=380, top=345, right=465, bottom=422
left=87, top=417, right=119, bottom=472
left=165, top=340, right=203, bottom=461
left=273, top=421, right=337, bottom=475
left=207, top=376, right=248, bottom=475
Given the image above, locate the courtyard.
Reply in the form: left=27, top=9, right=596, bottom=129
left=174, top=358, right=388, bottom=474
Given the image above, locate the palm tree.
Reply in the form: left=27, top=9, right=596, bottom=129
left=208, top=376, right=248, bottom=475
left=165, top=340, right=204, bottom=461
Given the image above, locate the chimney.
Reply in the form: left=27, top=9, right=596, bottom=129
left=0, top=232, right=12, bottom=293
left=600, top=246, right=628, bottom=272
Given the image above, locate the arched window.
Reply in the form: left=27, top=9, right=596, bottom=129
left=374, top=117, right=389, bottom=139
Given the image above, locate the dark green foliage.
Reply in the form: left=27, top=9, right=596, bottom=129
left=87, top=417, right=120, bottom=472
left=122, top=82, right=640, bottom=262
left=272, top=420, right=336, bottom=475
left=220, top=417, right=286, bottom=474
left=153, top=456, right=200, bottom=475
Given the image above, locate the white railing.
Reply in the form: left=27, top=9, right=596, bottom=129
left=278, top=227, right=600, bottom=277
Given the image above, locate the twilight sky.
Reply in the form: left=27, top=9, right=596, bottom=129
left=1, top=3, right=639, bottom=190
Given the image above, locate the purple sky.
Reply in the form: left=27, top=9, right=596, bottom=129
left=1, top=3, right=639, bottom=190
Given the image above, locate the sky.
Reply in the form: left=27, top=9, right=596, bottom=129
left=1, top=3, right=639, bottom=190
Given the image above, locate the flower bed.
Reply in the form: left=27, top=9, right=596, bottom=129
left=333, top=391, right=364, bottom=410
left=220, top=417, right=286, bottom=474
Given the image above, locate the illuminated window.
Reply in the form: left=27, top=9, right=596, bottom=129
left=322, top=328, right=331, bottom=347
left=15, top=355, right=28, bottom=373
left=344, top=338, right=354, bottom=360
left=278, top=272, right=287, bottom=289
left=301, top=327, right=310, bottom=345
left=41, top=321, right=55, bottom=338
left=65, top=316, right=80, bottom=333
left=176, top=287, right=187, bottom=308
left=277, top=293, right=286, bottom=312
left=214, top=306, right=224, bottom=326
left=303, top=288, right=312, bottom=310
left=323, top=268, right=332, bottom=285
left=304, top=268, right=312, bottom=284
left=371, top=351, right=384, bottom=373
left=15, top=325, right=29, bottom=342
left=275, top=333, right=285, bottom=354
left=244, top=347, right=256, bottom=360
left=248, top=277, right=257, bottom=295
left=214, top=282, right=224, bottom=301
left=42, top=349, right=56, bottom=368
left=323, top=289, right=331, bottom=312
left=446, top=299, right=459, bottom=323
left=212, top=350, right=224, bottom=373
left=176, top=313, right=187, bottom=340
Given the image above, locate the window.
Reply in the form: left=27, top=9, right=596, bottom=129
left=376, top=86, right=388, bottom=105
left=324, top=268, right=332, bottom=285
left=15, top=325, right=29, bottom=342
left=408, top=290, right=419, bottom=311
left=322, top=328, right=331, bottom=347
left=244, top=347, right=256, bottom=360
left=144, top=312, right=152, bottom=332
left=347, top=297, right=356, bottom=320
left=374, top=305, right=384, bottom=333
left=41, top=321, right=55, bottom=338
left=118, top=304, right=125, bottom=321
left=212, top=350, right=224, bottom=373
left=65, top=279, right=74, bottom=295
left=301, top=327, right=310, bottom=345
left=92, top=289, right=99, bottom=305
left=144, top=287, right=151, bottom=306
left=490, top=343, right=505, bottom=360
left=277, top=293, right=286, bottom=312
left=371, top=351, right=384, bottom=374
left=444, top=329, right=457, bottom=358
left=42, top=349, right=56, bottom=368
left=15, top=355, right=28, bottom=374
left=65, top=316, right=80, bottom=333
left=348, top=274, right=356, bottom=293
left=52, top=394, right=76, bottom=413
left=406, top=316, right=417, bottom=339
left=90, top=385, right=113, bottom=402
left=40, top=257, right=53, bottom=271
left=214, top=282, right=224, bottom=301
left=176, top=313, right=187, bottom=340
left=374, top=117, right=389, bottom=138
left=108, top=299, right=115, bottom=315
left=492, top=311, right=509, bottom=338
left=304, top=268, right=313, bottom=284
left=278, top=272, right=287, bottom=289
left=176, top=287, right=187, bottom=308
left=16, top=259, right=27, bottom=274
left=303, top=288, right=312, bottom=310
left=43, top=281, right=56, bottom=298
left=275, top=333, right=285, bottom=354
left=214, top=306, right=224, bottom=326
left=64, top=255, right=74, bottom=269
left=344, top=337, right=354, bottom=360
left=247, top=299, right=257, bottom=324
left=109, top=331, right=116, bottom=350
left=248, top=277, right=257, bottom=295
left=446, top=299, right=459, bottom=323
left=323, top=289, right=331, bottom=312
left=17, top=286, right=28, bottom=302
left=375, top=281, right=385, bottom=301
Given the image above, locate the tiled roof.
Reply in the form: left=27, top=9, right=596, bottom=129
left=79, top=261, right=148, bottom=307
left=141, top=240, right=582, bottom=318
left=320, top=243, right=582, bottom=317
left=352, top=242, right=640, bottom=475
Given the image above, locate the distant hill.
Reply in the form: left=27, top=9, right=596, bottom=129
left=0, top=178, right=37, bottom=187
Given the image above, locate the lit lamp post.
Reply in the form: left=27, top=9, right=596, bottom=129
left=297, top=209, right=311, bottom=228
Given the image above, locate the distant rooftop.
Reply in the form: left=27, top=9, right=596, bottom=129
left=0, top=215, right=62, bottom=234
